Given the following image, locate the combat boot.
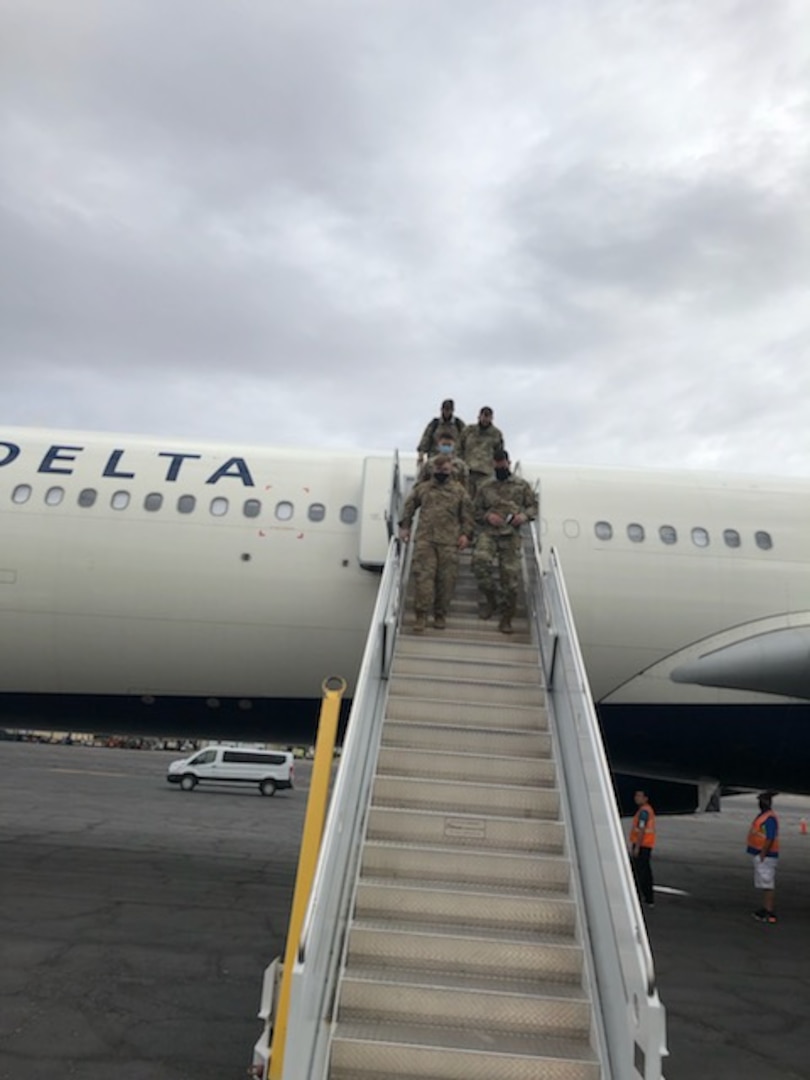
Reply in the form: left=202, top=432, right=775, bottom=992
left=498, top=614, right=514, bottom=634
left=433, top=614, right=446, bottom=630
left=479, top=590, right=497, bottom=620
left=413, top=613, right=427, bottom=633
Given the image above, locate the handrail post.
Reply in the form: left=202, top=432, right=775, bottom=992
left=267, top=676, right=347, bottom=1080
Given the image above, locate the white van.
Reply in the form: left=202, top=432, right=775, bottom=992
left=166, top=745, right=294, bottom=796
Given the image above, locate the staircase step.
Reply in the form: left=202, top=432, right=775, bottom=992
left=395, top=637, right=539, bottom=665
left=337, top=972, right=591, bottom=1037
left=381, top=720, right=552, bottom=758
left=354, top=881, right=577, bottom=936
left=377, top=746, right=557, bottom=786
left=389, top=673, right=545, bottom=707
left=346, top=923, right=585, bottom=983
left=366, top=806, right=566, bottom=854
left=386, top=696, right=547, bottom=731
left=330, top=1024, right=600, bottom=1080
left=371, top=775, right=560, bottom=818
left=392, top=655, right=542, bottom=684
left=360, top=842, right=570, bottom=893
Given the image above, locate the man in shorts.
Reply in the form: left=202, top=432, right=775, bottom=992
left=747, top=791, right=779, bottom=923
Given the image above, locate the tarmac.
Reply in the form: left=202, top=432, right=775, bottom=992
left=1, top=742, right=810, bottom=1079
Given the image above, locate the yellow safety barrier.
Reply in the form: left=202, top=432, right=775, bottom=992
left=268, top=675, right=347, bottom=1080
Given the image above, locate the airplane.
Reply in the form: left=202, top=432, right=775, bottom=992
left=2, top=425, right=810, bottom=810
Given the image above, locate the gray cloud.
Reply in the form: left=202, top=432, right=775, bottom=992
left=1, top=0, right=809, bottom=474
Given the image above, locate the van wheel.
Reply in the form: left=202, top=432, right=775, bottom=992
left=260, top=779, right=277, bottom=797
left=180, top=774, right=197, bottom=791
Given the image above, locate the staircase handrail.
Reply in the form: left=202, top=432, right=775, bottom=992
left=525, top=525, right=667, bottom=1080
left=279, top=532, right=402, bottom=1079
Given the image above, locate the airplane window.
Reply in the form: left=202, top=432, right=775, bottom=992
left=210, top=497, right=229, bottom=517
left=243, top=499, right=262, bottom=518
left=111, top=491, right=130, bottom=510
left=78, top=488, right=97, bottom=508
left=340, top=505, right=358, bottom=525
left=659, top=525, right=677, bottom=545
left=594, top=521, right=613, bottom=540
left=723, top=529, right=741, bottom=548
left=45, top=486, right=65, bottom=506
left=627, top=523, right=645, bottom=543
left=691, top=527, right=710, bottom=548
left=144, top=493, right=163, bottom=512
left=755, top=530, right=773, bottom=551
left=308, top=503, right=326, bottom=523
left=563, top=519, right=580, bottom=539
left=177, top=494, right=196, bottom=514
left=12, top=484, right=32, bottom=504
left=275, top=501, right=294, bottom=521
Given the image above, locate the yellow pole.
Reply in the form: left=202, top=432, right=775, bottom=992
left=268, top=676, right=346, bottom=1080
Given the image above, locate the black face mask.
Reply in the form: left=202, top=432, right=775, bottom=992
left=494, top=467, right=510, bottom=481
left=434, top=472, right=450, bottom=483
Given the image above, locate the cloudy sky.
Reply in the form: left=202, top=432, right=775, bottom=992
left=1, top=1, right=809, bottom=474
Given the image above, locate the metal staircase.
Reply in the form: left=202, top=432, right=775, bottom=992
left=256, top=517, right=666, bottom=1080
left=328, top=556, right=604, bottom=1079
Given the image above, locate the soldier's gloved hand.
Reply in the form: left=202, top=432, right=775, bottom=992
left=486, top=512, right=504, bottom=526
left=457, top=535, right=469, bottom=551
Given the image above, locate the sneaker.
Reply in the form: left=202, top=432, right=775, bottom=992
left=433, top=615, right=446, bottom=630
left=752, top=909, right=775, bottom=923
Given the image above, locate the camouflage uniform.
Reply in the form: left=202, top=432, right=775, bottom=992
left=399, top=476, right=474, bottom=622
left=460, top=421, right=505, bottom=498
left=418, top=453, right=470, bottom=488
left=473, top=474, right=538, bottom=623
left=417, top=415, right=466, bottom=459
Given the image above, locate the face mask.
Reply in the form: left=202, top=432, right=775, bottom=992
left=494, top=467, right=510, bottom=481
left=438, top=444, right=453, bottom=454
left=434, top=472, right=450, bottom=483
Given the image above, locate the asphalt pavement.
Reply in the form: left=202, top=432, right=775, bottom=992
left=1, top=743, right=810, bottom=1079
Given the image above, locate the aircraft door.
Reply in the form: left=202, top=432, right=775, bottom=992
left=359, top=455, right=401, bottom=569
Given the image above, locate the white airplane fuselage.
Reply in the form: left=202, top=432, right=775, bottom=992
left=2, top=427, right=809, bottom=794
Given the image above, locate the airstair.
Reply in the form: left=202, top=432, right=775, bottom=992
left=329, top=555, right=602, bottom=1079
left=255, top=486, right=667, bottom=1079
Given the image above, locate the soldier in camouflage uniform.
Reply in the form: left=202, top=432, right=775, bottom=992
left=399, top=455, right=474, bottom=632
left=460, top=406, right=505, bottom=498
left=416, top=398, right=466, bottom=467
left=473, top=448, right=538, bottom=634
left=417, top=429, right=470, bottom=488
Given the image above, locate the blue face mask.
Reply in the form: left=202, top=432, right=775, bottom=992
left=438, top=444, right=453, bottom=454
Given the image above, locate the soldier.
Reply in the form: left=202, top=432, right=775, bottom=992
left=416, top=399, right=466, bottom=467
left=399, top=455, right=474, bottom=632
left=460, top=406, right=504, bottom=498
left=473, top=448, right=538, bottom=634
left=417, top=429, right=470, bottom=488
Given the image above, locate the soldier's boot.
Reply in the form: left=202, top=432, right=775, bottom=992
left=479, top=589, right=497, bottom=620
left=499, top=602, right=515, bottom=634
left=433, top=613, right=446, bottom=630
left=413, top=613, right=427, bottom=633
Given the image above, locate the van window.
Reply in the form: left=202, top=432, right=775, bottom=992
left=222, top=750, right=287, bottom=765
left=190, top=749, right=217, bottom=765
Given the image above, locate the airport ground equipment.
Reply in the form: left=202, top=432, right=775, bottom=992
left=254, top=513, right=667, bottom=1079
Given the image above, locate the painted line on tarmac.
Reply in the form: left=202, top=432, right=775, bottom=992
left=654, top=885, right=690, bottom=897
left=49, top=766, right=131, bottom=778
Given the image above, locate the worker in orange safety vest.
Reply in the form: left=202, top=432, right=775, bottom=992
left=629, top=789, right=656, bottom=907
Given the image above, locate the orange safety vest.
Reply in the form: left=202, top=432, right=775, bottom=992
left=630, top=804, right=657, bottom=848
left=747, top=810, right=780, bottom=856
